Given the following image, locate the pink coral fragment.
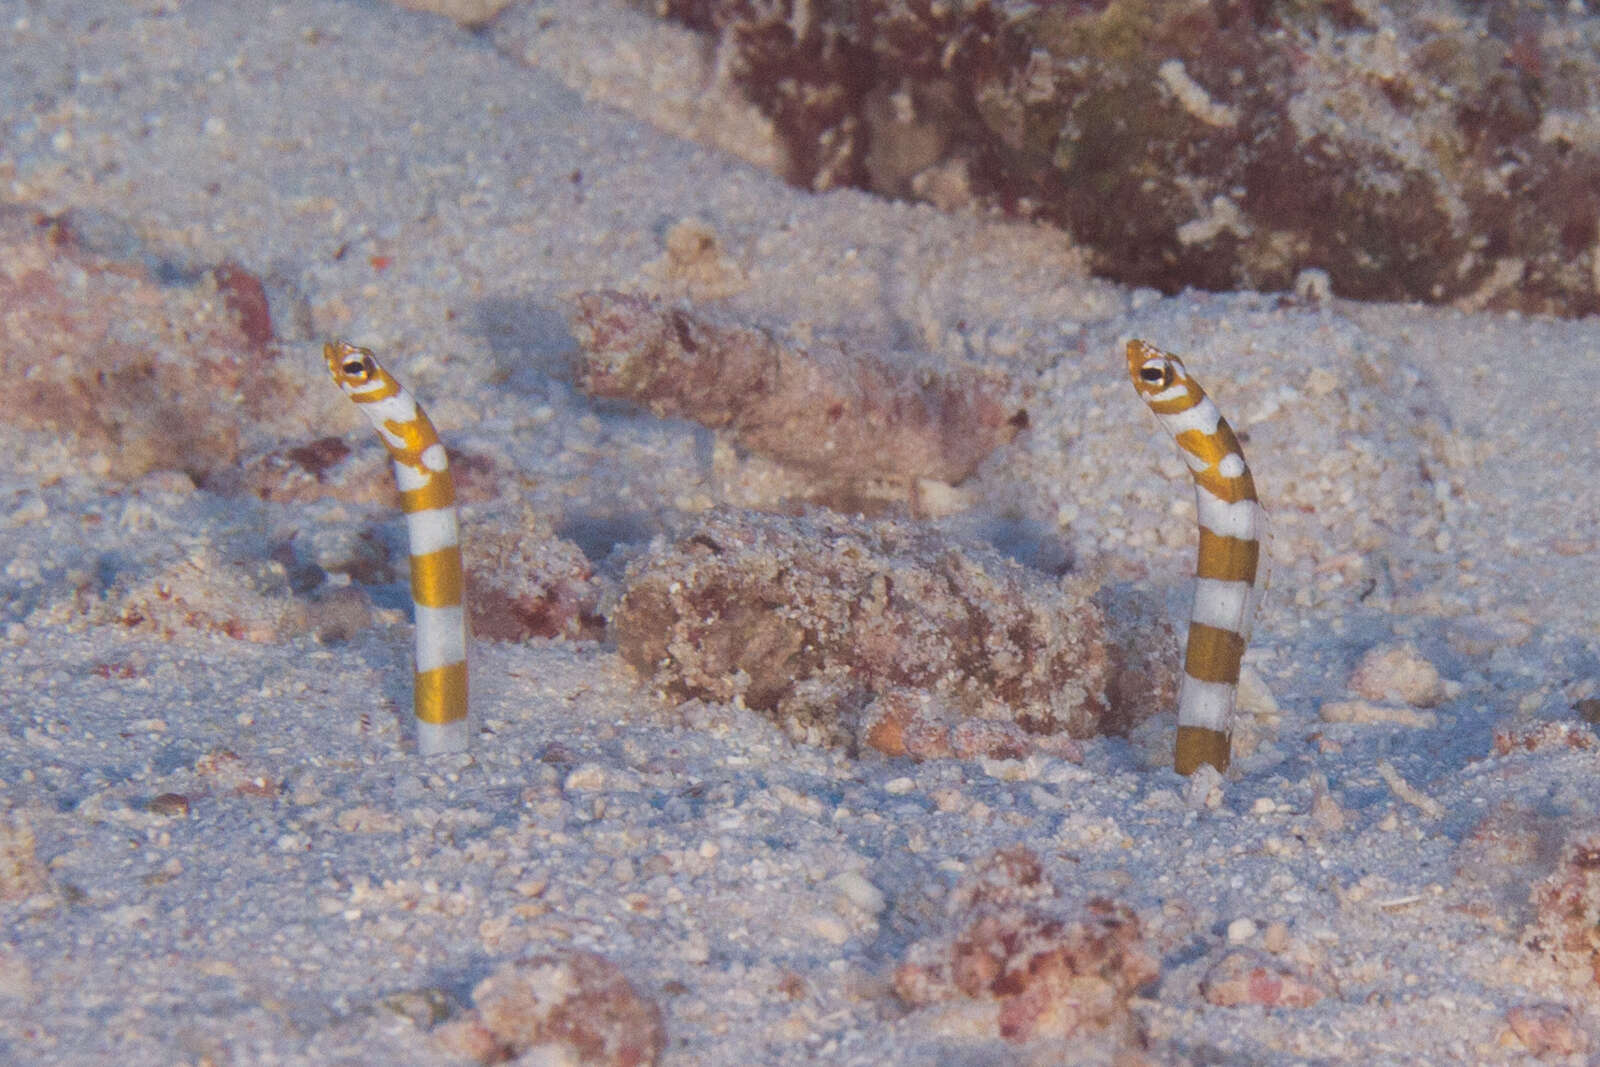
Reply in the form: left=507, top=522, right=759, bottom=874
left=893, top=849, right=1157, bottom=1045
left=1199, top=950, right=1324, bottom=1009
left=436, top=950, right=664, bottom=1066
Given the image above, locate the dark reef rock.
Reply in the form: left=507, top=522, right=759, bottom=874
left=651, top=0, right=1600, bottom=315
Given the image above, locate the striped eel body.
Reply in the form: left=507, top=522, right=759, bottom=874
left=1126, top=339, right=1266, bottom=775
left=325, top=341, right=468, bottom=756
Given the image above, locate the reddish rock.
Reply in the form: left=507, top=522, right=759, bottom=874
left=436, top=950, right=664, bottom=1066
left=1199, top=950, right=1325, bottom=1009
left=283, top=437, right=351, bottom=481
left=1526, top=820, right=1600, bottom=985
left=859, top=689, right=956, bottom=760
left=211, top=262, right=274, bottom=348
left=193, top=749, right=278, bottom=798
left=1492, top=721, right=1598, bottom=756
left=895, top=849, right=1156, bottom=1045
left=464, top=513, right=606, bottom=643
left=946, top=846, right=1055, bottom=914
left=1503, top=1002, right=1589, bottom=1057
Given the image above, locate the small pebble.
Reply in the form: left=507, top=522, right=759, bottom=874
left=1236, top=665, right=1280, bottom=716
left=563, top=763, right=607, bottom=792
left=808, top=913, right=851, bottom=945
left=148, top=793, right=190, bottom=818
left=1318, top=700, right=1437, bottom=728
left=1504, top=1002, right=1589, bottom=1056
left=1348, top=643, right=1448, bottom=707
left=1184, top=764, right=1225, bottom=810
left=831, top=871, right=886, bottom=915
left=1310, top=791, right=1346, bottom=833
left=1305, top=777, right=1344, bottom=831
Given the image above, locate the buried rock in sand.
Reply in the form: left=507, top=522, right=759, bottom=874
left=612, top=507, right=1176, bottom=758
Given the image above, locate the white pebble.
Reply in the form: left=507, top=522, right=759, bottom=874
left=563, top=763, right=607, bottom=792
left=1185, top=764, right=1225, bottom=810
left=1348, top=643, right=1447, bottom=707
left=808, top=914, right=851, bottom=946
left=830, top=871, right=886, bottom=915
left=1318, top=700, right=1437, bottom=728
left=1237, top=665, right=1279, bottom=716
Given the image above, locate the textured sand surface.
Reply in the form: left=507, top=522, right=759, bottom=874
left=1, top=1, right=1598, bottom=1063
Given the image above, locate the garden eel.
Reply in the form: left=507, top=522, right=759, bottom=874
left=325, top=340, right=468, bottom=756
left=1126, top=339, right=1267, bottom=775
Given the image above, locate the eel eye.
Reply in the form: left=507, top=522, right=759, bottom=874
left=1139, top=363, right=1170, bottom=387
left=342, top=357, right=372, bottom=379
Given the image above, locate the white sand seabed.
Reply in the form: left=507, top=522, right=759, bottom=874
left=1, top=0, right=1598, bottom=1062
